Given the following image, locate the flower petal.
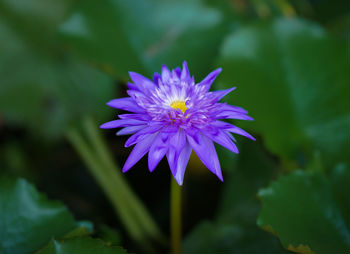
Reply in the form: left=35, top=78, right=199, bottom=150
left=181, top=61, right=190, bottom=82
left=173, top=67, right=182, bottom=78
left=129, top=72, right=157, bottom=93
left=186, top=132, right=223, bottom=181
left=170, top=143, right=192, bottom=185
left=166, top=130, right=186, bottom=169
left=118, top=113, right=150, bottom=121
left=148, top=132, right=169, bottom=172
left=117, top=125, right=146, bottom=136
left=203, top=128, right=238, bottom=154
left=153, top=73, right=161, bottom=84
left=215, top=111, right=254, bottom=120
left=210, top=87, right=236, bottom=102
left=122, top=133, right=157, bottom=172
left=100, top=119, right=146, bottom=129
left=213, top=121, right=255, bottom=141
left=127, top=89, right=153, bottom=108
left=161, top=65, right=172, bottom=82
left=106, top=98, right=145, bottom=113
left=127, top=82, right=138, bottom=91
left=198, top=68, right=222, bottom=92
left=215, top=103, right=248, bottom=114
left=125, top=124, right=163, bottom=147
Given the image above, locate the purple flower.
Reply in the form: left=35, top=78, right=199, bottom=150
left=101, top=62, right=255, bottom=185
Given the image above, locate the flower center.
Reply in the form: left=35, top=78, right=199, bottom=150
left=170, top=101, right=187, bottom=114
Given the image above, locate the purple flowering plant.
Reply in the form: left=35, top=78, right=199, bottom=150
left=101, top=62, right=255, bottom=185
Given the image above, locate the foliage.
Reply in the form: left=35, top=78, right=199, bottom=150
left=0, top=0, right=115, bottom=139
left=37, top=237, right=127, bottom=254
left=59, top=0, right=228, bottom=79
left=0, top=177, right=127, bottom=254
left=183, top=142, right=289, bottom=254
left=216, top=18, right=350, bottom=168
left=258, top=169, right=350, bottom=254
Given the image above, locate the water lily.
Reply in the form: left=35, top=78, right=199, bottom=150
left=101, top=62, right=255, bottom=185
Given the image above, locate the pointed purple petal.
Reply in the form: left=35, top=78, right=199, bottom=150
left=100, top=119, right=146, bottom=129
left=215, top=103, right=248, bottom=114
left=210, top=87, right=236, bottom=102
left=153, top=73, right=161, bottom=84
left=126, top=89, right=152, bottom=106
left=181, top=61, right=190, bottom=81
left=117, top=125, right=146, bottom=136
left=166, top=130, right=186, bottom=168
left=118, top=113, right=150, bottom=121
left=106, top=98, right=145, bottom=113
left=203, top=128, right=239, bottom=154
left=186, top=132, right=223, bottom=181
left=161, top=65, right=171, bottom=82
left=198, top=68, right=222, bottom=92
left=122, top=133, right=157, bottom=172
left=166, top=130, right=186, bottom=182
left=127, top=82, right=138, bottom=91
left=129, top=72, right=157, bottom=93
left=213, top=121, right=255, bottom=141
left=215, top=111, right=254, bottom=120
left=173, top=143, right=192, bottom=185
left=174, top=67, right=182, bottom=78
left=148, top=133, right=169, bottom=172
left=125, top=124, right=163, bottom=147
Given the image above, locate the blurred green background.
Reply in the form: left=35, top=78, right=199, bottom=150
left=1, top=0, right=350, bottom=253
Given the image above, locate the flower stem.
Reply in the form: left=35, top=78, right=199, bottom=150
left=170, top=177, right=182, bottom=254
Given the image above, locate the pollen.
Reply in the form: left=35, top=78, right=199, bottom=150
left=170, top=101, right=187, bottom=114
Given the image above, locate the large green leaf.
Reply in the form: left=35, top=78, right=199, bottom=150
left=184, top=141, right=288, bottom=254
left=0, top=0, right=115, bottom=139
left=37, top=237, right=128, bottom=254
left=216, top=18, right=350, bottom=167
left=258, top=170, right=350, bottom=254
left=0, top=178, right=76, bottom=254
left=59, top=0, right=227, bottom=79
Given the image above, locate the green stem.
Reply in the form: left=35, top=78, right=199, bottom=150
left=170, top=177, right=182, bottom=254
left=66, top=128, right=144, bottom=242
left=82, top=117, right=164, bottom=242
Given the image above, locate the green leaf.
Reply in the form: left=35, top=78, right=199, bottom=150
left=217, top=141, right=279, bottom=218
left=258, top=170, right=350, bottom=254
left=184, top=219, right=288, bottom=254
left=97, top=225, right=122, bottom=246
left=0, top=1, right=115, bottom=139
left=216, top=18, right=350, bottom=167
left=37, top=237, right=128, bottom=254
left=184, top=141, right=288, bottom=254
left=0, top=178, right=76, bottom=254
left=63, top=225, right=93, bottom=239
left=59, top=0, right=227, bottom=79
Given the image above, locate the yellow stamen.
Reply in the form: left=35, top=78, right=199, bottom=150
left=170, top=101, right=187, bottom=114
